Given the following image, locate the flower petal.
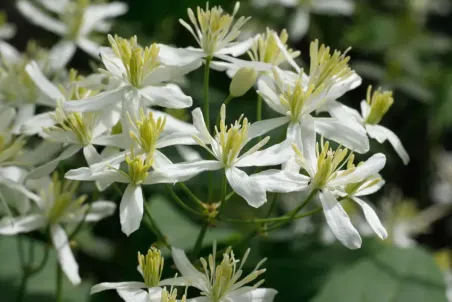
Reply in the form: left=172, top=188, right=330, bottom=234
left=366, top=124, right=410, bottom=165
left=27, top=145, right=81, bottom=179
left=50, top=224, right=81, bottom=285
left=251, top=169, right=309, bottom=193
left=81, top=2, right=128, bottom=35
left=11, top=104, right=36, bottom=134
left=140, top=84, right=192, bottom=109
left=248, top=117, right=290, bottom=139
left=64, top=87, right=128, bottom=112
left=216, top=38, right=254, bottom=56
left=352, top=196, right=388, bottom=240
left=257, top=78, right=287, bottom=115
left=0, top=215, right=46, bottom=235
left=311, top=0, right=355, bottom=15
left=191, top=108, right=213, bottom=142
left=156, top=132, right=197, bottom=148
left=228, top=287, right=278, bottom=302
left=157, top=44, right=204, bottom=69
left=20, top=112, right=56, bottom=136
left=171, top=247, right=205, bottom=284
left=117, top=288, right=152, bottom=302
left=65, top=201, right=116, bottom=223
left=48, top=40, right=77, bottom=71
left=236, top=140, right=292, bottom=167
left=120, top=185, right=144, bottom=236
left=226, top=167, right=267, bottom=208
left=355, top=178, right=385, bottom=197
left=90, top=281, right=146, bottom=294
left=77, top=38, right=102, bottom=58
left=17, top=0, right=67, bottom=35
left=289, top=8, right=309, bottom=41
left=26, top=61, right=65, bottom=101
left=158, top=160, right=222, bottom=183
left=329, top=153, right=386, bottom=187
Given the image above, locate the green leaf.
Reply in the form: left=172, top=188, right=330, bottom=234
left=312, top=246, right=447, bottom=302
left=148, top=195, right=240, bottom=250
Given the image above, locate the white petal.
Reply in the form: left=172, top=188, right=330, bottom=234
left=140, top=84, right=192, bottom=109
left=151, top=109, right=197, bottom=135
left=216, top=38, right=254, bottom=56
left=11, top=104, right=36, bottom=134
left=319, top=190, right=362, bottom=249
left=251, top=169, right=309, bottom=193
left=0, top=215, right=46, bottom=235
left=366, top=124, right=410, bottom=165
left=64, top=87, right=128, bottom=112
left=355, top=178, right=385, bottom=197
left=226, top=167, right=267, bottom=208
left=36, top=0, right=68, bottom=14
left=50, top=224, right=81, bottom=285
left=120, top=185, right=144, bottom=236
left=326, top=73, right=362, bottom=103
left=152, top=150, right=173, bottom=169
left=142, top=170, right=176, bottom=185
left=360, top=100, right=371, bottom=120
left=176, top=145, right=202, bottom=162
left=272, top=31, right=300, bottom=72
left=156, top=132, right=197, bottom=148
left=326, top=100, right=364, bottom=127
left=65, top=167, right=129, bottom=183
left=171, top=247, right=205, bottom=282
left=289, top=8, right=310, bottom=41
left=117, top=289, right=153, bottom=302
left=83, top=145, right=101, bottom=166
left=158, top=160, right=222, bottom=183
left=0, top=41, right=20, bottom=62
left=157, top=44, right=204, bottom=68
left=352, top=197, right=388, bottom=240
left=26, top=61, right=65, bottom=101
left=248, top=117, right=290, bottom=139
left=18, top=141, right=61, bottom=166
left=81, top=2, right=128, bottom=35
left=236, top=139, right=292, bottom=167
left=17, top=0, right=67, bottom=36
left=48, top=40, right=77, bottom=70
left=329, top=153, right=386, bottom=187
left=77, top=38, right=102, bottom=58
left=0, top=107, right=16, bottom=131
left=0, top=177, right=41, bottom=204
left=66, top=201, right=116, bottom=223
left=314, top=117, right=370, bottom=153
left=312, top=0, right=355, bottom=15
left=191, top=108, right=213, bottom=142
left=27, top=145, right=81, bottom=179
left=228, top=287, right=278, bottom=302
left=257, top=77, right=287, bottom=115
left=294, top=116, right=317, bottom=176
left=91, top=281, right=146, bottom=294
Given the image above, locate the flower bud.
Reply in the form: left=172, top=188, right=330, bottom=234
left=229, top=67, right=257, bottom=97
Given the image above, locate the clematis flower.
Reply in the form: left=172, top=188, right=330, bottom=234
left=327, top=86, right=410, bottom=164
left=0, top=173, right=116, bottom=285
left=91, top=247, right=180, bottom=302
left=252, top=116, right=387, bottom=249
left=159, top=104, right=292, bottom=208
left=169, top=245, right=277, bottom=302
left=17, top=0, right=128, bottom=64
left=63, top=35, right=197, bottom=115
left=252, top=0, right=355, bottom=41
left=255, top=42, right=368, bottom=153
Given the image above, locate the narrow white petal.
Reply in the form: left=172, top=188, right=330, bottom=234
left=312, top=0, right=355, bottom=15
left=352, top=197, right=388, bottom=240
left=64, top=87, right=128, bottom=112
left=228, top=287, right=278, bottom=302
left=0, top=215, right=46, bottom=235
left=360, top=100, right=371, bottom=120
left=81, top=2, right=128, bottom=35
left=120, top=185, right=144, bottom=236
left=314, top=117, right=370, bottom=153
left=66, top=201, right=116, bottom=223
left=326, top=73, right=362, bottom=103
left=226, top=167, right=267, bottom=208
left=355, top=178, right=385, bottom=197
left=176, top=145, right=202, bottom=162
left=248, top=117, right=290, bottom=139
left=257, top=78, right=287, bottom=115
left=0, top=107, right=16, bottom=131
left=83, top=145, right=101, bottom=166
left=191, top=108, right=213, bottom=142
left=326, top=100, right=364, bottom=126
left=272, top=32, right=300, bottom=72
left=150, top=109, right=197, bottom=135
left=216, top=38, right=254, bottom=56
left=329, top=153, right=386, bottom=187
left=27, top=145, right=81, bottom=179
left=48, top=41, right=77, bottom=70
left=251, top=169, right=309, bottom=193
left=90, top=282, right=146, bottom=294
left=12, top=104, right=36, bottom=134
left=366, top=124, right=410, bottom=165
left=157, top=160, right=221, bottom=182
left=91, top=134, right=127, bottom=148
left=319, top=190, right=362, bottom=249
left=77, top=38, right=102, bottom=58
left=236, top=140, right=292, bottom=167
left=156, top=132, right=197, bottom=148
left=0, top=41, right=20, bottom=63
left=157, top=44, right=204, bottom=68
left=289, top=8, right=310, bottom=41
left=117, top=289, right=153, bottom=302
left=36, top=0, right=68, bottom=14
left=171, top=247, right=205, bottom=282
left=140, top=84, right=192, bottom=109
left=295, top=116, right=317, bottom=176
left=50, top=224, right=81, bottom=285
left=17, top=0, right=67, bottom=35
left=26, top=61, right=65, bottom=101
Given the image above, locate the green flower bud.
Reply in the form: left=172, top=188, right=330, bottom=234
left=229, top=67, right=257, bottom=97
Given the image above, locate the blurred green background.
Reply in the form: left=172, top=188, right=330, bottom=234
left=1, top=0, right=452, bottom=301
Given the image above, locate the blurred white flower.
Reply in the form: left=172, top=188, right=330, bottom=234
left=159, top=104, right=292, bottom=208
left=0, top=11, right=16, bottom=41
left=169, top=245, right=277, bottom=302
left=252, top=116, right=387, bottom=249
left=17, top=0, right=128, bottom=63
left=0, top=173, right=116, bottom=285
left=252, top=0, right=354, bottom=41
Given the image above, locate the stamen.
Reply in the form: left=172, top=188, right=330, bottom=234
left=128, top=109, right=166, bottom=155
left=138, top=247, right=164, bottom=287
left=365, top=86, right=394, bottom=125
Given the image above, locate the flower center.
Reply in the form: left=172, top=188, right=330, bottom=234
left=128, top=109, right=166, bottom=155
left=63, top=0, right=90, bottom=40
left=247, top=28, right=300, bottom=66
left=181, top=2, right=250, bottom=56
left=200, top=246, right=266, bottom=302
left=138, top=247, right=164, bottom=288
left=364, top=86, right=394, bottom=125
left=308, top=40, right=354, bottom=90
left=125, top=152, right=153, bottom=185
left=107, top=35, right=161, bottom=88
left=46, top=173, right=87, bottom=224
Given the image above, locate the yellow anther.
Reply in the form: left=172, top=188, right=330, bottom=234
left=248, top=28, right=300, bottom=66
left=125, top=151, right=153, bottom=185
left=107, top=35, right=161, bottom=88
left=138, top=247, right=164, bottom=288
left=180, top=2, right=250, bottom=56
left=45, top=172, right=87, bottom=224
left=128, top=109, right=166, bottom=155
left=365, top=86, right=394, bottom=125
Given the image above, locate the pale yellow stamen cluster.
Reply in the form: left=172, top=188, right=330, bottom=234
left=199, top=245, right=266, bottom=302
left=161, top=287, right=187, bottom=302
left=128, top=109, right=166, bottom=155
left=107, top=35, right=161, bottom=88
left=293, top=141, right=355, bottom=188
left=124, top=151, right=153, bottom=185
left=248, top=28, right=300, bottom=66
left=365, top=86, right=394, bottom=125
left=138, top=247, right=164, bottom=287
left=63, top=0, right=90, bottom=39
left=180, top=2, right=250, bottom=56
left=308, top=40, right=354, bottom=89
left=44, top=173, right=87, bottom=224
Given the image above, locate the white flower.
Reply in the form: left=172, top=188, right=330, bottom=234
left=256, top=43, right=368, bottom=153
left=170, top=245, right=277, bottom=302
left=0, top=173, right=116, bottom=285
left=17, top=0, right=128, bottom=63
left=327, top=86, right=410, bottom=164
left=159, top=104, right=292, bottom=208
left=252, top=0, right=355, bottom=41
left=252, top=116, right=387, bottom=249
left=63, top=35, right=197, bottom=114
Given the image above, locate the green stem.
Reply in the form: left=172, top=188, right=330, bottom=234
left=144, top=203, right=171, bottom=249
left=16, top=271, right=29, bottom=302
left=256, top=94, right=263, bottom=121
left=191, top=222, right=209, bottom=261
left=203, top=56, right=212, bottom=131
left=178, top=183, right=205, bottom=209
left=167, top=185, right=204, bottom=217
left=55, top=264, right=63, bottom=302
left=217, top=172, right=228, bottom=216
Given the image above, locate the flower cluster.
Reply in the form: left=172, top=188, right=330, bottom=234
left=0, top=0, right=410, bottom=300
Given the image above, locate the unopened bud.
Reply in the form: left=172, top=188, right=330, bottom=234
left=229, top=67, right=257, bottom=97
